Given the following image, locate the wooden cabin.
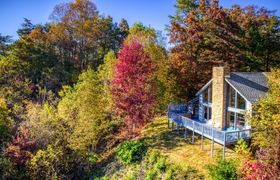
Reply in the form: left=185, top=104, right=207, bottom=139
left=168, top=67, right=269, bottom=158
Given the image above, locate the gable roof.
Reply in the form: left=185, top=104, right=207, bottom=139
left=225, top=72, right=269, bottom=104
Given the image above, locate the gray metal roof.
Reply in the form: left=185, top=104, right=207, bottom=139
left=225, top=72, right=269, bottom=104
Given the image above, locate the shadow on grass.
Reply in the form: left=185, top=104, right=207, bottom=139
left=90, top=152, right=123, bottom=178
left=141, top=118, right=236, bottom=154
left=142, top=119, right=199, bottom=151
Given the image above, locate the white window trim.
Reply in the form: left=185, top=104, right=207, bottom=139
left=226, top=82, right=250, bottom=129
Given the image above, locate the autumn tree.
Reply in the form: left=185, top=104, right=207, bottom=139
left=240, top=69, right=280, bottom=178
left=26, top=64, right=118, bottom=177
left=112, top=41, right=155, bottom=137
left=169, top=0, right=280, bottom=101
left=5, top=127, right=35, bottom=167
left=124, top=23, right=173, bottom=113
left=97, top=50, right=118, bottom=113
left=48, top=0, right=123, bottom=71
left=29, top=145, right=63, bottom=179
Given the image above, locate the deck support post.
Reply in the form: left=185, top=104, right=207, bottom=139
left=192, top=121, right=195, bottom=143
left=177, top=123, right=180, bottom=134
left=222, top=133, right=226, bottom=160
left=172, top=121, right=174, bottom=131
left=201, top=126, right=204, bottom=150
left=184, top=127, right=187, bottom=139
left=222, top=144, right=226, bottom=160
left=168, top=118, right=170, bottom=128
left=211, top=129, right=214, bottom=158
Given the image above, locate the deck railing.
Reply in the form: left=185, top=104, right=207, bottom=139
left=168, top=105, right=251, bottom=145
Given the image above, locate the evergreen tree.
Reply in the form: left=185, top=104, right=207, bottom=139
left=118, top=18, right=130, bottom=43
left=0, top=34, right=12, bottom=55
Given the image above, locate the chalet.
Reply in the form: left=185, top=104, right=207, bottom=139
left=167, top=67, right=269, bottom=158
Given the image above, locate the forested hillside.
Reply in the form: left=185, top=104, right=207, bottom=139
left=0, top=0, right=279, bottom=179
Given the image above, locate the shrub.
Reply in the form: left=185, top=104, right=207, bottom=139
left=207, top=156, right=237, bottom=180
left=107, top=150, right=202, bottom=179
left=165, top=165, right=202, bottom=180
left=241, top=160, right=278, bottom=180
left=124, top=167, right=139, bottom=180
left=116, top=140, right=146, bottom=165
left=145, top=168, right=157, bottom=180
left=234, top=139, right=251, bottom=158
left=155, top=156, right=166, bottom=171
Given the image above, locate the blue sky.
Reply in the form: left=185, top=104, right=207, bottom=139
left=0, top=0, right=280, bottom=39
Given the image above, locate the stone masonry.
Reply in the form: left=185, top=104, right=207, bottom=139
left=211, top=67, right=230, bottom=130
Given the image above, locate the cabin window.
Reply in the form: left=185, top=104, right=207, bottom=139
left=237, top=93, right=246, bottom=110
left=203, top=85, right=212, bottom=103
left=203, top=90, right=208, bottom=103
left=228, top=85, right=236, bottom=108
left=204, top=106, right=212, bottom=121
left=204, top=106, right=208, bottom=120
left=227, top=84, right=246, bottom=110
left=208, top=107, right=212, bottom=119
left=226, top=83, right=247, bottom=130
left=236, top=113, right=245, bottom=129
left=227, top=111, right=235, bottom=128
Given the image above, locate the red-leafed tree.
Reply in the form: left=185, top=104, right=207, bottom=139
left=112, top=41, right=155, bottom=138
left=5, top=127, right=36, bottom=166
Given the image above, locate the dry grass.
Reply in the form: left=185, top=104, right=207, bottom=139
left=141, top=116, right=236, bottom=178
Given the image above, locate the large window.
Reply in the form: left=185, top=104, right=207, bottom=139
left=203, top=85, right=212, bottom=103
left=204, top=106, right=212, bottom=120
left=226, top=83, right=247, bottom=129
left=237, top=93, right=246, bottom=109
left=228, top=85, right=236, bottom=107
left=227, top=84, right=246, bottom=110
left=227, top=111, right=235, bottom=128
left=236, top=113, right=245, bottom=129
left=203, top=89, right=208, bottom=103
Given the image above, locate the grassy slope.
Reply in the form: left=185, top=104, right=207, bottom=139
left=141, top=116, right=236, bottom=177
left=92, top=116, right=237, bottom=179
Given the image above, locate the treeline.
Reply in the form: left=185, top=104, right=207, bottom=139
left=0, top=0, right=279, bottom=179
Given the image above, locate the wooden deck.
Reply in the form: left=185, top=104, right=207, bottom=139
left=167, top=104, right=251, bottom=159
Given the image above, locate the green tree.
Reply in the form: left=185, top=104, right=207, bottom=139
left=0, top=33, right=12, bottom=55
left=118, top=18, right=130, bottom=43
left=0, top=54, right=31, bottom=122
left=58, top=69, right=112, bottom=152
left=29, top=145, right=62, bottom=179
left=0, top=98, right=13, bottom=147
left=250, top=69, right=280, bottom=148
left=207, top=155, right=237, bottom=180
left=17, top=18, right=35, bottom=37
left=27, top=68, right=115, bottom=177
left=246, top=68, right=280, bottom=176
left=97, top=50, right=118, bottom=113
left=169, top=0, right=200, bottom=23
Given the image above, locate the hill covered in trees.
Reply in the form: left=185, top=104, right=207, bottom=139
left=0, top=0, right=280, bottom=179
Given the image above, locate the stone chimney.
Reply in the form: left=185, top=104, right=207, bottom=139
left=211, top=67, right=230, bottom=130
